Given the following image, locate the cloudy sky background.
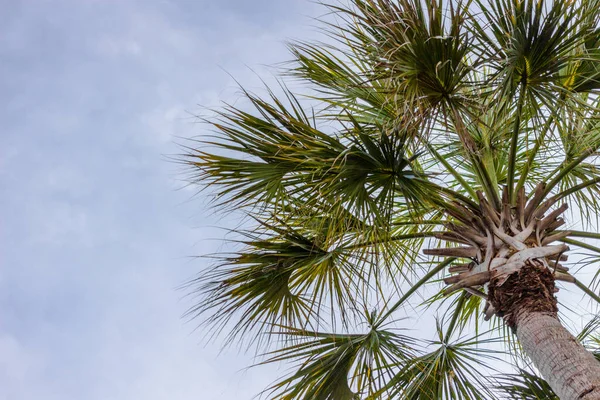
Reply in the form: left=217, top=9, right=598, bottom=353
left=3, top=1, right=600, bottom=399
left=0, top=1, right=328, bottom=398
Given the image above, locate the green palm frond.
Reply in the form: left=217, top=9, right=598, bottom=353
left=445, top=292, right=485, bottom=337
left=470, top=0, right=600, bottom=201
left=185, top=209, right=444, bottom=343
left=577, top=314, right=600, bottom=362
left=473, top=0, right=594, bottom=99
left=494, top=368, right=558, bottom=400
left=261, top=314, right=416, bottom=399
left=287, top=41, right=396, bottom=125
left=183, top=0, right=600, bottom=398
left=183, top=88, right=343, bottom=209
left=382, top=326, right=501, bottom=399
left=348, top=0, right=475, bottom=111
left=558, top=5, right=600, bottom=94
left=578, top=314, right=600, bottom=342
left=183, top=219, right=365, bottom=342
left=185, top=85, right=440, bottom=221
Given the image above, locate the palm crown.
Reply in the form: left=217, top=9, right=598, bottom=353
left=183, top=0, right=600, bottom=398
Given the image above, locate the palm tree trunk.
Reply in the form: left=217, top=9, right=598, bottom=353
left=515, top=311, right=600, bottom=400
left=489, top=261, right=600, bottom=399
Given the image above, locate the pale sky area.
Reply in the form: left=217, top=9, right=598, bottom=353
left=0, top=1, right=325, bottom=399
left=3, top=1, right=600, bottom=400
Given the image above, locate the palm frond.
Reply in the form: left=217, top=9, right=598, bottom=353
left=183, top=0, right=600, bottom=397
left=494, top=368, right=558, bottom=400
left=184, top=85, right=440, bottom=222
left=260, top=315, right=416, bottom=399
left=382, top=327, right=502, bottom=399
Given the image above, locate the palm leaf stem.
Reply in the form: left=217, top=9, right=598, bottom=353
left=425, top=142, right=479, bottom=200
left=436, top=185, right=480, bottom=210
left=566, top=231, right=600, bottom=240
left=552, top=177, right=600, bottom=203
left=574, top=279, right=600, bottom=305
left=561, top=237, right=600, bottom=254
left=443, top=293, right=468, bottom=342
left=508, top=83, right=527, bottom=204
left=544, top=148, right=599, bottom=197
left=451, top=107, right=501, bottom=210
left=515, top=114, right=555, bottom=196
left=374, top=258, right=456, bottom=329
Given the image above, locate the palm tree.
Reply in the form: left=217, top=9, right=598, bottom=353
left=183, top=0, right=600, bottom=398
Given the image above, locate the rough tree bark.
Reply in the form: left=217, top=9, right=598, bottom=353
left=489, top=262, right=600, bottom=399
left=516, top=311, right=600, bottom=400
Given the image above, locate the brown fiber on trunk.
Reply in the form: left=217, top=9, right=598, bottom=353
left=488, top=260, right=557, bottom=329
left=490, top=262, right=600, bottom=399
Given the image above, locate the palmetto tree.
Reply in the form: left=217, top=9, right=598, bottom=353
left=183, top=0, right=600, bottom=398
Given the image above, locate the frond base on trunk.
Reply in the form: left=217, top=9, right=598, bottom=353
left=488, top=260, right=558, bottom=329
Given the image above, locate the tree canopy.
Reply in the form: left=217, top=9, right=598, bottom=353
left=183, top=0, right=600, bottom=398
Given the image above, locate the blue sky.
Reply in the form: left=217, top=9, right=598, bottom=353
left=0, top=1, right=324, bottom=398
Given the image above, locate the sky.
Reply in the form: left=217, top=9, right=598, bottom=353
left=0, top=1, right=325, bottom=399
left=3, top=1, right=600, bottom=399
